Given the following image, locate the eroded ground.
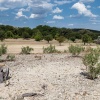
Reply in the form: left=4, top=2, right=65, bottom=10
left=0, top=54, right=100, bottom=100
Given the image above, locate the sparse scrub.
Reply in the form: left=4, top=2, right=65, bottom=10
left=63, top=50, right=67, bottom=53
left=43, top=44, right=60, bottom=53
left=0, top=44, right=7, bottom=56
left=21, top=46, right=33, bottom=54
left=68, top=45, right=84, bottom=56
left=83, top=48, right=100, bottom=80
left=6, top=54, right=15, bottom=61
left=85, top=46, right=93, bottom=53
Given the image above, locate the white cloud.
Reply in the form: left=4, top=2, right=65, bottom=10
left=71, top=2, right=97, bottom=18
left=68, top=24, right=74, bottom=26
left=46, top=21, right=55, bottom=23
left=53, top=15, right=64, bottom=19
left=98, top=6, right=100, bottom=8
left=52, top=7, right=63, bottom=13
left=54, top=0, right=74, bottom=5
left=16, top=10, right=28, bottom=19
left=29, top=13, right=46, bottom=19
left=0, top=0, right=54, bottom=19
left=69, top=14, right=81, bottom=18
left=87, top=5, right=91, bottom=8
left=90, top=19, right=100, bottom=23
left=0, top=7, right=9, bottom=11
left=29, top=14, right=39, bottom=19
left=79, top=0, right=95, bottom=3
left=92, top=22, right=96, bottom=24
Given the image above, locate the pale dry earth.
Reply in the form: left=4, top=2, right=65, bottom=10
left=0, top=39, right=100, bottom=100
left=0, top=39, right=98, bottom=54
left=0, top=54, right=100, bottom=100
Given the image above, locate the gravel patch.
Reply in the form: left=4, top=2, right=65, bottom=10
left=0, top=54, right=100, bottom=100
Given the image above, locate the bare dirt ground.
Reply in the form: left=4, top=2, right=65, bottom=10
left=0, top=54, right=100, bottom=100
left=0, top=39, right=100, bottom=100
left=0, top=39, right=98, bottom=54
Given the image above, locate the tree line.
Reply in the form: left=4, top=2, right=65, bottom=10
left=0, top=25, right=100, bottom=44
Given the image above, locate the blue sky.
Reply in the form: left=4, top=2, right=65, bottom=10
left=0, top=0, right=100, bottom=30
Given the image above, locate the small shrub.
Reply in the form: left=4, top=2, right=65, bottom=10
left=83, top=48, right=100, bottom=80
left=85, top=46, right=93, bottom=53
left=0, top=44, right=7, bottom=56
left=0, top=48, right=2, bottom=56
left=56, top=36, right=66, bottom=46
left=70, top=37, right=76, bottom=42
left=63, top=50, right=67, bottom=53
left=21, top=46, right=33, bottom=54
left=68, top=45, right=84, bottom=56
left=6, top=54, right=15, bottom=61
left=43, top=44, right=59, bottom=53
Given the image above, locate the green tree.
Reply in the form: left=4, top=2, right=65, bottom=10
left=34, top=30, right=43, bottom=41
left=56, top=36, right=66, bottom=46
left=44, top=34, right=53, bottom=43
left=0, top=30, right=6, bottom=41
left=22, top=32, right=30, bottom=39
left=6, top=31, right=13, bottom=38
left=82, top=34, right=92, bottom=45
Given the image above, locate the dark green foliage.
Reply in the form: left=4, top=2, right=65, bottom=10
left=69, top=45, right=84, bottom=56
left=70, top=37, right=76, bottom=42
left=83, top=48, right=100, bottom=79
left=43, top=45, right=60, bottom=53
left=21, top=46, right=33, bottom=54
left=22, top=32, right=30, bottom=39
left=0, top=30, right=6, bottom=41
left=0, top=25, right=100, bottom=40
left=44, top=34, right=53, bottom=43
left=56, top=36, right=66, bottom=46
left=6, top=31, right=13, bottom=38
left=13, top=35, right=20, bottom=39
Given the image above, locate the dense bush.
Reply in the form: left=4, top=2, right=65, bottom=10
left=83, top=48, right=100, bottom=80
left=70, top=37, right=76, bottom=42
left=43, top=44, right=60, bottom=53
left=21, top=46, right=33, bottom=54
left=0, top=30, right=6, bottom=41
left=68, top=45, right=84, bottom=56
left=0, top=44, right=7, bottom=56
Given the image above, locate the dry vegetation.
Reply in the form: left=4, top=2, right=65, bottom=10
left=0, top=39, right=98, bottom=54
left=0, top=39, right=100, bottom=100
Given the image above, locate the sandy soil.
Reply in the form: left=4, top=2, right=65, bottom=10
left=0, top=39, right=100, bottom=100
left=0, top=39, right=98, bottom=54
left=0, top=54, right=100, bottom=100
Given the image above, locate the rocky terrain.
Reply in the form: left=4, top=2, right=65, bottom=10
left=0, top=54, right=100, bottom=100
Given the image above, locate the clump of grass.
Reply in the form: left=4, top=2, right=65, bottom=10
left=6, top=54, right=15, bottom=61
left=43, top=44, right=60, bottom=53
left=0, top=44, right=7, bottom=56
left=68, top=45, right=84, bottom=56
left=21, top=46, right=33, bottom=54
